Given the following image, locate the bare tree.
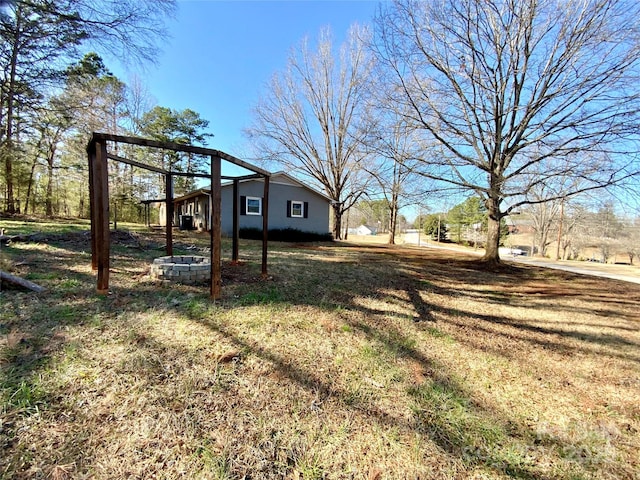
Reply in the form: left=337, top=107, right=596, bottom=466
left=125, top=75, right=156, bottom=135
left=361, top=76, right=427, bottom=244
left=621, top=217, right=640, bottom=264
left=373, top=0, right=640, bottom=265
left=247, top=26, right=375, bottom=239
left=526, top=174, right=582, bottom=257
left=529, top=200, right=560, bottom=257
left=362, top=118, right=425, bottom=244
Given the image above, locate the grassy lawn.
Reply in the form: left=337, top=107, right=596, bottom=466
left=1, top=222, right=639, bottom=479
left=0, top=217, right=92, bottom=236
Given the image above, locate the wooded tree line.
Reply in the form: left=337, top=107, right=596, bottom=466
left=522, top=199, right=640, bottom=263
left=414, top=195, right=640, bottom=263
left=2, top=0, right=640, bottom=265
left=0, top=0, right=214, bottom=222
left=249, top=0, right=640, bottom=262
left=347, top=199, right=409, bottom=236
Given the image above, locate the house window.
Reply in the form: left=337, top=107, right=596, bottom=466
left=291, top=201, right=304, bottom=218
left=287, top=200, right=308, bottom=218
left=246, top=196, right=262, bottom=215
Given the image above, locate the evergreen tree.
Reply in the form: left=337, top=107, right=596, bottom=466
left=447, top=197, right=486, bottom=244
left=0, top=0, right=175, bottom=213
left=422, top=214, right=447, bottom=242
left=139, top=106, right=213, bottom=194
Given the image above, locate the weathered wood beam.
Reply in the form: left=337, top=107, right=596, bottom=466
left=107, top=152, right=169, bottom=175
left=107, top=153, right=241, bottom=180
left=95, top=140, right=110, bottom=294
left=262, top=175, right=269, bottom=278
left=172, top=171, right=209, bottom=179
left=91, top=132, right=271, bottom=177
left=165, top=174, right=173, bottom=257
left=232, top=173, right=263, bottom=181
left=211, top=156, right=222, bottom=299
left=88, top=142, right=97, bottom=270
left=232, top=179, right=239, bottom=263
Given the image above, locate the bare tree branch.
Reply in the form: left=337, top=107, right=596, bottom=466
left=373, top=0, right=640, bottom=263
left=247, top=25, right=375, bottom=239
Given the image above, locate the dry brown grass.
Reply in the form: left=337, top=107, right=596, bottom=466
left=1, top=226, right=639, bottom=479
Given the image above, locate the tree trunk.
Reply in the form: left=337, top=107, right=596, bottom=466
left=481, top=197, right=502, bottom=265
left=45, top=145, right=56, bottom=217
left=79, top=193, right=86, bottom=218
left=24, top=157, right=38, bottom=214
left=540, top=229, right=549, bottom=257
left=2, top=6, right=23, bottom=214
left=388, top=202, right=397, bottom=245
left=332, top=203, right=342, bottom=240
left=343, top=208, right=349, bottom=240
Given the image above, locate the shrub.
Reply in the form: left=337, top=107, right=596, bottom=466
left=239, top=227, right=333, bottom=243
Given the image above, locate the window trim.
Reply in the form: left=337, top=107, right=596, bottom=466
left=290, top=200, right=304, bottom=218
left=246, top=196, right=262, bottom=216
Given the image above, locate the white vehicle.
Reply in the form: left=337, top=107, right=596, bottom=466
left=499, top=247, right=525, bottom=257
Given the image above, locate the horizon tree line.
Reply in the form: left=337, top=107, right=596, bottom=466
left=3, top=0, right=640, bottom=266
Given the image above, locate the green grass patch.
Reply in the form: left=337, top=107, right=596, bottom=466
left=237, top=286, right=284, bottom=305
left=0, top=218, right=90, bottom=235
left=424, top=326, right=456, bottom=343
left=2, top=379, right=46, bottom=415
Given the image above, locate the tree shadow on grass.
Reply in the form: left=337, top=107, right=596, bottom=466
left=215, top=243, right=639, bottom=476
left=2, top=238, right=637, bottom=478
left=182, top=303, right=552, bottom=479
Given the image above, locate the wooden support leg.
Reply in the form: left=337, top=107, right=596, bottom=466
left=232, top=179, right=239, bottom=263
left=166, top=174, right=173, bottom=256
left=95, top=140, right=110, bottom=294
left=211, top=156, right=222, bottom=299
left=262, top=175, right=269, bottom=278
left=88, top=142, right=98, bottom=271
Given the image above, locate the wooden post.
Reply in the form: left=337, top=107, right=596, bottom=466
left=88, top=141, right=97, bottom=270
left=232, top=179, right=239, bottom=263
left=95, top=140, right=110, bottom=294
left=211, top=156, right=222, bottom=299
left=262, top=175, right=269, bottom=277
left=165, top=174, right=173, bottom=256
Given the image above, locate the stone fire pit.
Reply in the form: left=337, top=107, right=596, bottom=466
left=150, top=255, right=210, bottom=284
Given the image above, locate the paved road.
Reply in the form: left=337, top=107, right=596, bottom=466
left=504, top=255, right=640, bottom=285
left=402, top=231, right=640, bottom=285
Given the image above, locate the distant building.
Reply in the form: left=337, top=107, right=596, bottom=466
left=504, top=216, right=535, bottom=234
left=348, top=224, right=379, bottom=236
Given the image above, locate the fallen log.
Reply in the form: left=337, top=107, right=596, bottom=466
left=0, top=270, right=46, bottom=293
left=0, top=233, right=46, bottom=245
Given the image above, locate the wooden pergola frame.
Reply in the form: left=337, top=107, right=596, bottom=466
left=87, top=132, right=271, bottom=299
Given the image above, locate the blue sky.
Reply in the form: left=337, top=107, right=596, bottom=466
left=116, top=0, right=380, bottom=158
